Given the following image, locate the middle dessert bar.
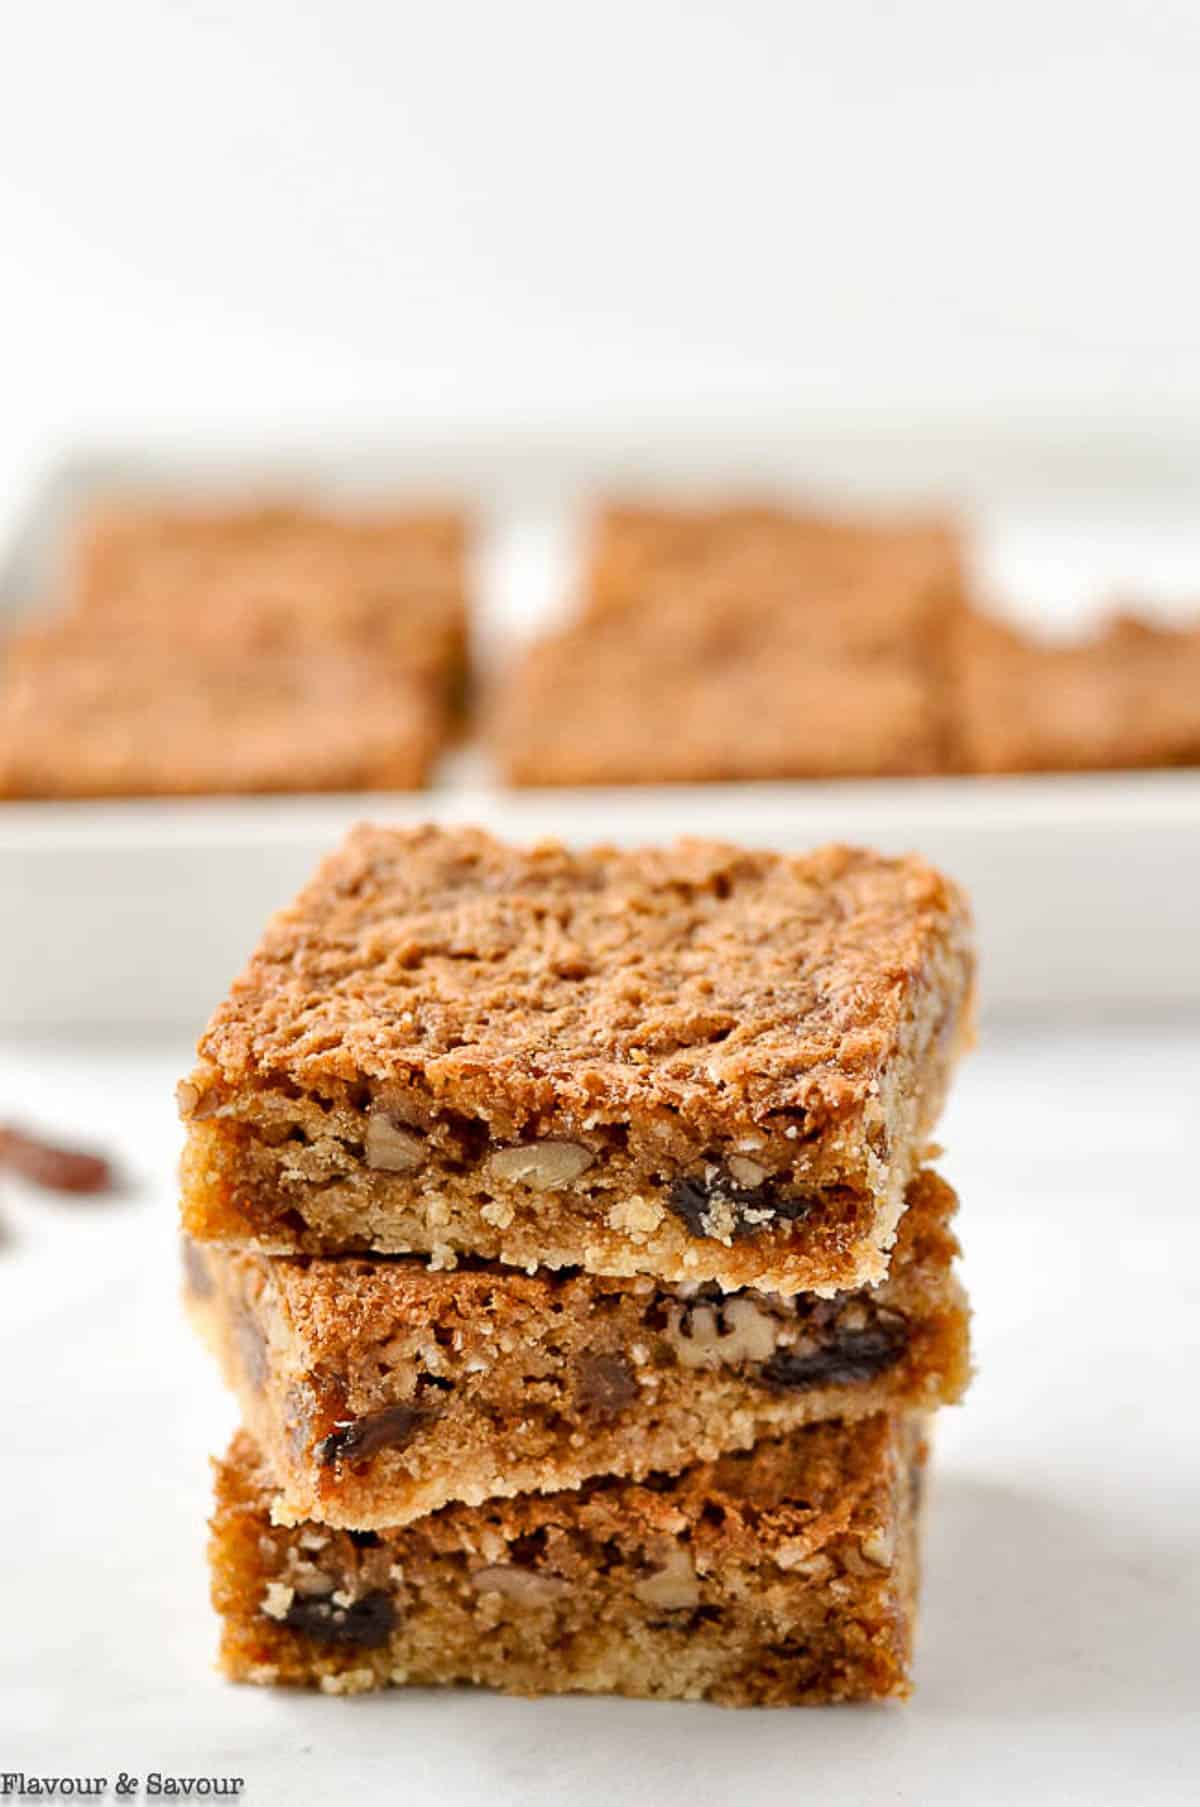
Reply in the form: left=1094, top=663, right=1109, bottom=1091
left=179, top=827, right=973, bottom=1293
left=186, top=1168, right=968, bottom=1529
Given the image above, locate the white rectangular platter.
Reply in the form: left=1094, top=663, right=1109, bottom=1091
left=2, top=427, right=1199, bottom=1030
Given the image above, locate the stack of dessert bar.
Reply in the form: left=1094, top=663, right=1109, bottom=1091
left=0, top=501, right=467, bottom=798
left=179, top=824, right=975, bottom=1705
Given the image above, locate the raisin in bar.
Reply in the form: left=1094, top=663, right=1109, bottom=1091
left=211, top=1412, right=926, bottom=1704
left=186, top=1168, right=967, bottom=1529
left=179, top=827, right=974, bottom=1292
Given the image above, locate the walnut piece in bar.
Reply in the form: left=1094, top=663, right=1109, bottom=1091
left=179, top=827, right=975, bottom=1293
left=210, top=1413, right=926, bottom=1705
left=186, top=1169, right=967, bottom=1529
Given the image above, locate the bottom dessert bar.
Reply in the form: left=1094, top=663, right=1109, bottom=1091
left=211, top=1414, right=925, bottom=1707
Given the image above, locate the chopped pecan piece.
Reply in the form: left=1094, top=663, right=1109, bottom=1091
left=0, top=1124, right=114, bottom=1195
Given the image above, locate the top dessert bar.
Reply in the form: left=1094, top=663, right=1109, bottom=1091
left=956, top=608, right=1200, bottom=773
left=180, top=826, right=973, bottom=1291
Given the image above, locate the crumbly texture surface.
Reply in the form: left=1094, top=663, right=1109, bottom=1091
left=492, top=501, right=963, bottom=785
left=187, top=1168, right=968, bottom=1528
left=0, top=625, right=444, bottom=798
left=179, top=827, right=974, bottom=1291
left=955, top=609, right=1200, bottom=773
left=211, top=1413, right=925, bottom=1705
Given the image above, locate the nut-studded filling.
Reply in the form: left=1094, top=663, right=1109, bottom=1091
left=293, top=1279, right=912, bottom=1483
left=360, top=1116, right=818, bottom=1238
left=182, top=1069, right=909, bottom=1293
left=365, top=1108, right=838, bottom=1250
left=664, top=1286, right=910, bottom=1386
left=217, top=1079, right=833, bottom=1219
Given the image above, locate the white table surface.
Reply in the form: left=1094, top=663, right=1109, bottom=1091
left=1, top=1021, right=1196, bottom=1806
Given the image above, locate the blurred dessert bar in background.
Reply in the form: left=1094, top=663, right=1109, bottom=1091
left=495, top=503, right=964, bottom=783
left=495, top=497, right=1200, bottom=784
left=581, top=501, right=962, bottom=644
left=0, top=499, right=469, bottom=798
left=492, top=595, right=949, bottom=783
left=954, top=608, right=1200, bottom=773
left=0, top=623, right=444, bottom=797
left=72, top=499, right=464, bottom=605
left=69, top=501, right=468, bottom=713
left=2, top=486, right=1198, bottom=796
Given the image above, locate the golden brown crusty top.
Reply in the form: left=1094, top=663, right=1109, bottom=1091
left=188, top=825, right=971, bottom=1143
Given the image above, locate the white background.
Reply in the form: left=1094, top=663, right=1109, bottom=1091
left=3, top=0, right=1200, bottom=533
left=2, top=7, right=1200, bottom=1801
